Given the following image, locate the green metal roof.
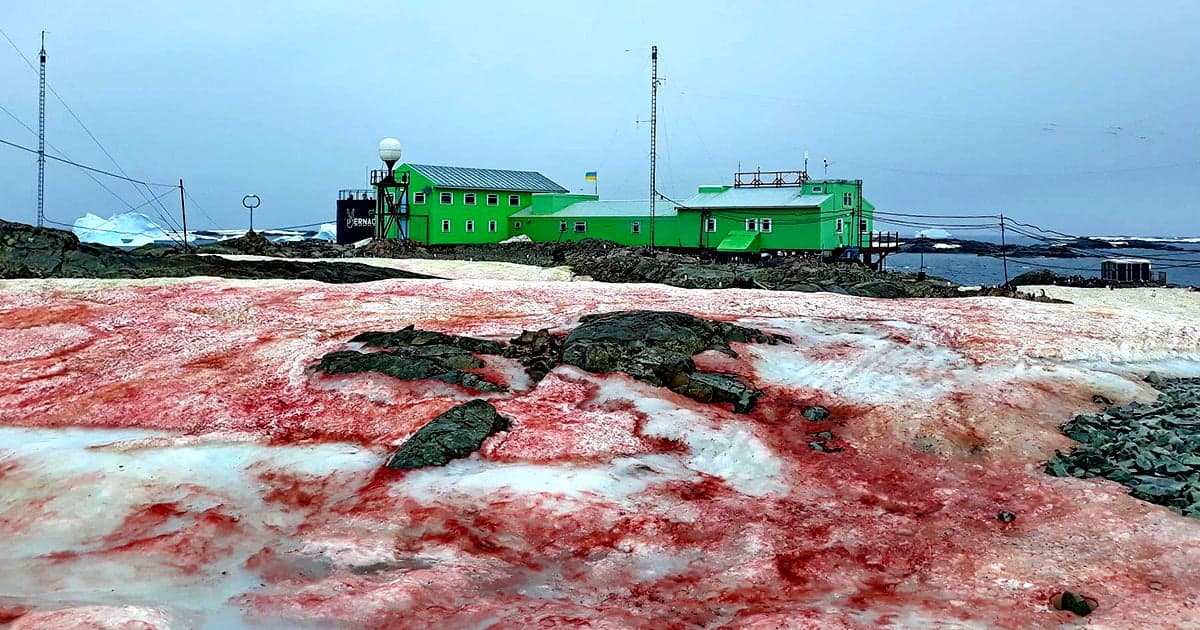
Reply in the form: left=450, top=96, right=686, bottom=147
left=407, top=163, right=568, bottom=193
left=681, top=187, right=832, bottom=210
left=716, top=230, right=761, bottom=253
left=511, top=200, right=678, bottom=218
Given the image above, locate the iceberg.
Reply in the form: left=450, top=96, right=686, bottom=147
left=915, top=228, right=952, bottom=239
left=315, top=223, right=337, bottom=241
left=72, top=212, right=172, bottom=247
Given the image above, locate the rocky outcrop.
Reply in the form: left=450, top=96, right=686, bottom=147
left=560, top=310, right=787, bottom=412
left=503, top=329, right=563, bottom=382
left=352, top=326, right=504, bottom=355
left=385, top=400, right=511, bottom=469
left=0, top=219, right=435, bottom=283
left=314, top=348, right=506, bottom=392
left=1046, top=374, right=1200, bottom=517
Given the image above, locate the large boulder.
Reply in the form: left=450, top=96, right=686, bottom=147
left=386, top=400, right=511, bottom=469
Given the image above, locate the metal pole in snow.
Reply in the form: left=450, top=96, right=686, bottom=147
left=1000, top=213, right=1010, bottom=286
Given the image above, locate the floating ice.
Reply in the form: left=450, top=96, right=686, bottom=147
left=315, top=223, right=337, bottom=241
left=72, top=211, right=171, bottom=247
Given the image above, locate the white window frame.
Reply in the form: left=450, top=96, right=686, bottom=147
left=705, top=217, right=717, bottom=233
left=745, top=218, right=758, bottom=232
left=488, top=220, right=497, bottom=233
left=514, top=221, right=523, bottom=230
left=835, top=218, right=844, bottom=233
left=413, top=192, right=427, bottom=204
left=441, top=219, right=451, bottom=233
left=559, top=220, right=568, bottom=232
left=465, top=220, right=475, bottom=233
left=631, top=221, right=641, bottom=234
left=760, top=218, right=773, bottom=233
left=486, top=194, right=499, bottom=206
left=464, top=193, right=477, bottom=206
left=811, top=185, right=823, bottom=193
left=440, top=192, right=453, bottom=205
left=574, top=221, right=587, bottom=233
left=509, top=194, right=521, bottom=207
left=859, top=219, right=868, bottom=232
left=843, top=192, right=854, bottom=206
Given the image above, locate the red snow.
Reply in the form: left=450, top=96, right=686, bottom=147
left=2, top=277, right=1200, bottom=628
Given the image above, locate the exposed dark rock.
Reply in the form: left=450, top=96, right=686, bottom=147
left=503, top=328, right=563, bottom=382
left=314, top=348, right=506, bottom=392
left=559, top=310, right=788, bottom=412
left=0, top=219, right=436, bottom=283
left=385, top=400, right=511, bottom=469
left=1046, top=375, right=1200, bottom=517
left=1051, top=591, right=1097, bottom=616
left=997, top=511, right=1016, bottom=523
left=666, top=371, right=762, bottom=413
left=802, top=406, right=830, bottom=422
left=351, top=325, right=504, bottom=355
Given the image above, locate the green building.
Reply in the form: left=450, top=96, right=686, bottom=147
left=379, top=163, right=567, bottom=243
left=370, top=162, right=889, bottom=257
left=507, top=177, right=876, bottom=254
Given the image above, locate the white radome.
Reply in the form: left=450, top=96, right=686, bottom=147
left=378, top=138, right=403, bottom=163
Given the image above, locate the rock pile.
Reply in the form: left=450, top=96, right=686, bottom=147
left=1046, top=374, right=1200, bottom=517
left=316, top=311, right=790, bottom=469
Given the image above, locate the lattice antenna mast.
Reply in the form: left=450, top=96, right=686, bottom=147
left=36, top=31, right=46, bottom=228
left=648, top=45, right=660, bottom=250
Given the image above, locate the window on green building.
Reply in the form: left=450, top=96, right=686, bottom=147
left=811, top=185, right=823, bottom=193
left=441, top=219, right=451, bottom=232
left=487, top=194, right=498, bottom=206
left=465, top=220, right=475, bottom=233
left=760, top=218, right=773, bottom=233
left=559, top=220, right=567, bottom=232
left=745, top=218, right=757, bottom=231
left=488, top=220, right=497, bottom=233
left=843, top=192, right=854, bottom=206
left=514, top=221, right=523, bottom=230
left=835, top=218, right=844, bottom=233
left=859, top=219, right=868, bottom=232
left=464, top=193, right=477, bottom=205
left=631, top=221, right=641, bottom=234
left=705, top=218, right=717, bottom=232
left=574, top=221, right=587, bottom=233
left=440, top=192, right=453, bottom=204
left=413, top=192, right=426, bottom=204
left=509, top=195, right=521, bottom=207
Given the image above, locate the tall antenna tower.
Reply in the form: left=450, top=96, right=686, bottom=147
left=648, top=45, right=660, bottom=249
left=36, top=32, right=46, bottom=228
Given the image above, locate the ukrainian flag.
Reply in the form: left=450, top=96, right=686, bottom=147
left=585, top=171, right=597, bottom=181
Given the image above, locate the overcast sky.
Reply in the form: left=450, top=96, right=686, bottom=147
left=2, top=1, right=1198, bottom=236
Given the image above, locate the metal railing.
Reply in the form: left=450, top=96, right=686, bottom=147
left=338, top=189, right=375, bottom=201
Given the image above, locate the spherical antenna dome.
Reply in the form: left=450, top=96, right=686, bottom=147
left=378, top=138, right=403, bottom=163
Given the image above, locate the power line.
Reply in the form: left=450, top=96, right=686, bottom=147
left=0, top=136, right=177, bottom=187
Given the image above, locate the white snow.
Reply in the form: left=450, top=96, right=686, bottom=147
left=315, top=223, right=337, bottom=241
left=499, top=234, right=534, bottom=244
left=932, top=243, right=961, bottom=249
left=73, top=212, right=170, bottom=247
left=915, top=228, right=952, bottom=239
left=394, top=455, right=695, bottom=512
